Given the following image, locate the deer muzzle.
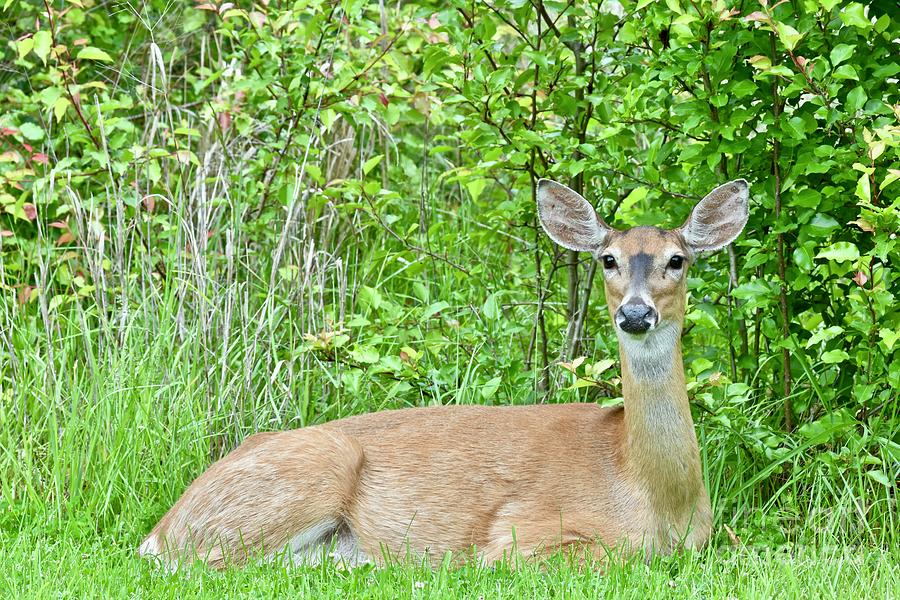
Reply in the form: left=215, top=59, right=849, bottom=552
left=615, top=299, right=658, bottom=335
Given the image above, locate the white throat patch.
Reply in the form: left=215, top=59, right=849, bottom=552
left=617, top=322, right=680, bottom=382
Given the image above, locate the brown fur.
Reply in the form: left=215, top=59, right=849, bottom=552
left=140, top=178, right=750, bottom=570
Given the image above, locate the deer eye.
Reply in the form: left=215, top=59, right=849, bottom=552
left=668, top=255, right=685, bottom=269
left=601, top=255, right=617, bottom=270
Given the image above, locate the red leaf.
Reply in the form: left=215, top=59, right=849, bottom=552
left=744, top=11, right=769, bottom=23
left=57, top=232, right=75, bottom=245
left=18, top=285, right=35, bottom=306
left=22, top=143, right=32, bottom=153
left=378, top=93, right=389, bottom=107
left=142, top=195, right=156, bottom=212
left=49, top=220, right=68, bottom=229
left=0, top=230, right=13, bottom=237
left=249, top=10, right=266, bottom=28
left=32, top=152, right=49, bottom=165
left=852, top=271, right=868, bottom=287
left=0, top=127, right=17, bottom=136
left=218, top=110, right=232, bottom=132
left=23, top=203, right=37, bottom=221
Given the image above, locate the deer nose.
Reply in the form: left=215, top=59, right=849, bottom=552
left=616, top=301, right=657, bottom=334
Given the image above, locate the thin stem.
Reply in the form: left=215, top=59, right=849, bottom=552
left=771, top=32, right=793, bottom=432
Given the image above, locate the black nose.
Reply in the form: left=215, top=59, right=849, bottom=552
left=616, top=302, right=657, bottom=334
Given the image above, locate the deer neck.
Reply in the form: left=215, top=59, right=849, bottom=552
left=617, top=322, right=704, bottom=516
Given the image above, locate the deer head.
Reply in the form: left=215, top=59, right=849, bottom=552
left=537, top=178, right=749, bottom=378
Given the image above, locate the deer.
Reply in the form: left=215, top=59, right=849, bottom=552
left=139, top=178, right=750, bottom=570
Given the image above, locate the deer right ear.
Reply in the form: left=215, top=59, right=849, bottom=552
left=537, top=179, right=610, bottom=253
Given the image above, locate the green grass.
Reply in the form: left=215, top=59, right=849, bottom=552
left=4, top=528, right=898, bottom=599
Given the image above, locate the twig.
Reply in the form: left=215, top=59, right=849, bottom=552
left=361, top=192, right=470, bottom=275
left=602, top=168, right=702, bottom=200
left=771, top=32, right=793, bottom=432
left=42, top=0, right=100, bottom=150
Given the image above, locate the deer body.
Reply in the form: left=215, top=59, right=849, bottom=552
left=140, top=178, right=749, bottom=569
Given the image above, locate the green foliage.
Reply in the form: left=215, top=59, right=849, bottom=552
left=0, top=0, right=898, bottom=568
left=3, top=533, right=899, bottom=598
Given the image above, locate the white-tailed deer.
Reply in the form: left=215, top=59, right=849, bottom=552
left=140, top=178, right=749, bottom=569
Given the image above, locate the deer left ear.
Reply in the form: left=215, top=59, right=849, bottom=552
left=679, top=179, right=750, bottom=253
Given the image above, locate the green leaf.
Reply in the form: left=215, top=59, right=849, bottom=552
left=821, top=349, right=850, bottom=364
left=480, top=376, right=502, bottom=401
left=587, top=358, right=616, bottom=378
left=829, top=44, right=855, bottom=67
left=807, top=214, right=839, bottom=236
left=730, top=80, right=757, bottom=98
left=782, top=116, right=807, bottom=139
left=362, top=154, right=383, bottom=176
left=866, top=470, right=892, bottom=487
left=422, top=46, right=452, bottom=78
left=792, top=246, right=814, bottom=271
left=856, top=173, right=871, bottom=203
left=790, top=189, right=821, bottom=208
left=422, top=301, right=450, bottom=321
left=358, top=285, right=382, bottom=310
left=806, top=325, right=843, bottom=348
left=845, top=86, right=867, bottom=113
left=53, top=96, right=71, bottom=122
left=798, top=409, right=854, bottom=441
left=18, top=122, right=44, bottom=141
left=77, top=47, right=114, bottom=63
left=482, top=292, right=501, bottom=321
left=732, top=279, right=772, bottom=301
left=49, top=294, right=67, bottom=311
left=879, top=329, right=900, bottom=351
left=350, top=345, right=380, bottom=364
left=839, top=3, right=871, bottom=29
left=816, top=242, right=859, bottom=262
left=619, top=186, right=648, bottom=213
left=32, top=30, right=51, bottom=65
left=832, top=64, right=859, bottom=80
left=882, top=169, right=900, bottom=191
left=465, top=178, right=488, bottom=202
left=665, top=0, right=683, bottom=14
left=15, top=36, right=33, bottom=60
left=774, top=22, right=803, bottom=51
left=277, top=266, right=298, bottom=282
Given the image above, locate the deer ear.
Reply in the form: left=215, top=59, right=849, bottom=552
left=679, top=179, right=750, bottom=253
left=537, top=179, right=609, bottom=253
